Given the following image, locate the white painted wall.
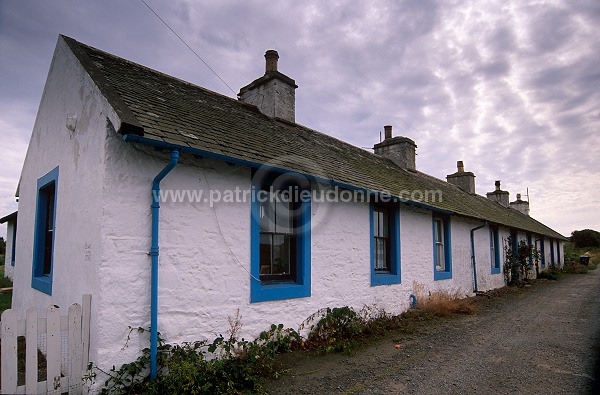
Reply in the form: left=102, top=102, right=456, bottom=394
left=10, top=36, right=124, bottom=373
left=3, top=220, right=15, bottom=280
left=10, top=35, right=568, bottom=390
left=94, top=141, right=513, bottom=371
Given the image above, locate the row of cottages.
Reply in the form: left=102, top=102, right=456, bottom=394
left=3, top=35, right=565, bottom=377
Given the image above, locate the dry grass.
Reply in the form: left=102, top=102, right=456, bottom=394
left=412, top=282, right=478, bottom=317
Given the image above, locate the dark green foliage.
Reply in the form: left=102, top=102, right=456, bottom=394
left=503, top=236, right=541, bottom=285
left=303, top=306, right=364, bottom=354
left=87, top=325, right=300, bottom=394
left=537, top=268, right=563, bottom=280
left=570, top=229, right=600, bottom=248
left=0, top=237, right=5, bottom=256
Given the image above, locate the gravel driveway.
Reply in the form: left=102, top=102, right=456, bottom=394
left=265, top=270, right=600, bottom=394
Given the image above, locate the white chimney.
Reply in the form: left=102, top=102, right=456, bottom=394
left=510, top=193, right=530, bottom=216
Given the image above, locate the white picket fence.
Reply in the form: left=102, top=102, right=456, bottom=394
left=1, top=294, right=91, bottom=395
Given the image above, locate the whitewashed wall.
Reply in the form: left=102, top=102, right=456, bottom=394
left=95, top=136, right=513, bottom=371
left=3, top=220, right=15, bottom=280
left=10, top=36, right=124, bottom=373
left=10, top=35, right=568, bottom=393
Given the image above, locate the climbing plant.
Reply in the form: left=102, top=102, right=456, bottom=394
left=503, top=236, right=541, bottom=284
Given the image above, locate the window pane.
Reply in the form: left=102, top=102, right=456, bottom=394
left=275, top=199, right=292, bottom=234
left=436, top=243, right=445, bottom=271
left=272, top=234, right=291, bottom=274
left=260, top=201, right=275, bottom=232
left=259, top=233, right=272, bottom=274
left=375, top=238, right=387, bottom=270
left=435, top=219, right=443, bottom=243
left=373, top=209, right=379, bottom=237
left=42, top=184, right=56, bottom=276
left=380, top=210, right=388, bottom=238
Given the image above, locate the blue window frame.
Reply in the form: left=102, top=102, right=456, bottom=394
left=370, top=203, right=400, bottom=286
left=250, top=170, right=311, bottom=302
left=550, top=239, right=555, bottom=266
left=556, top=241, right=561, bottom=265
left=510, top=229, right=518, bottom=257
left=433, top=214, right=452, bottom=280
left=32, top=167, right=59, bottom=295
left=11, top=219, right=17, bottom=266
left=490, top=227, right=501, bottom=274
left=540, top=238, right=546, bottom=268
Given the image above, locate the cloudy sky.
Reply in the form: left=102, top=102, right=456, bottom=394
left=1, top=0, right=599, bottom=239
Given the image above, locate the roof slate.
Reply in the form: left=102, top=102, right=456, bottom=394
left=0, top=211, right=17, bottom=224
left=61, top=35, right=565, bottom=240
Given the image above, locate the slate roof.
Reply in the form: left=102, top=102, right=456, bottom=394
left=0, top=211, right=17, bottom=224
left=62, top=35, right=565, bottom=240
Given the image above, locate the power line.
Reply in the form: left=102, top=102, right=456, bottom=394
left=139, top=0, right=237, bottom=96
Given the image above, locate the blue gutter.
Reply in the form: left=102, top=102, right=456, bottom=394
left=122, top=134, right=453, bottom=215
left=470, top=221, right=487, bottom=293
left=123, top=133, right=452, bottom=377
left=149, top=149, right=179, bottom=379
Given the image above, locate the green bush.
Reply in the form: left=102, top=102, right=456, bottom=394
left=88, top=325, right=300, bottom=395
left=302, top=306, right=364, bottom=354
left=571, top=229, right=600, bottom=248
left=537, top=268, right=563, bottom=280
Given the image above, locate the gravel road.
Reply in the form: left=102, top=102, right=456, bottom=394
left=264, top=270, right=600, bottom=394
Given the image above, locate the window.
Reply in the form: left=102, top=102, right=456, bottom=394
left=433, top=215, right=452, bottom=280
left=250, top=170, right=311, bottom=302
left=540, top=238, right=546, bottom=268
left=550, top=239, right=555, bottom=266
left=490, top=227, right=500, bottom=274
left=527, top=233, right=533, bottom=266
left=32, top=167, right=59, bottom=295
left=370, top=203, right=400, bottom=286
left=556, top=241, right=561, bottom=265
left=10, top=219, right=17, bottom=266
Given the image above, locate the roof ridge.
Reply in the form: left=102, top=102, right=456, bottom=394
left=64, top=35, right=565, bottom=240
left=72, top=36, right=244, bottom=105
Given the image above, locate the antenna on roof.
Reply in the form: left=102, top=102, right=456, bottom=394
left=526, top=187, right=530, bottom=204
left=379, top=130, right=382, bottom=143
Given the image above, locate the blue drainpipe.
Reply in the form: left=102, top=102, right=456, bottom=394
left=150, top=150, right=179, bottom=379
left=470, top=221, right=487, bottom=293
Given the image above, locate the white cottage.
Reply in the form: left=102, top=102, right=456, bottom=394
left=4, top=35, right=565, bottom=378
left=1, top=211, right=17, bottom=280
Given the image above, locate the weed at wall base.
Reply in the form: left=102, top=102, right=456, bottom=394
left=85, top=324, right=301, bottom=395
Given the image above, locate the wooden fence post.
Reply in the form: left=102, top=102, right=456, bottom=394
left=46, top=305, right=61, bottom=392
left=1, top=295, right=92, bottom=394
left=1, top=309, right=18, bottom=394
left=25, top=306, right=38, bottom=393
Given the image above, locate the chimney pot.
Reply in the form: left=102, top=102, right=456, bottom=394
left=487, top=180, right=509, bottom=207
left=265, top=50, right=279, bottom=72
left=384, top=125, right=392, bottom=140
left=510, top=193, right=530, bottom=215
left=446, top=161, right=475, bottom=194
left=373, top=126, right=417, bottom=171
left=239, top=49, right=297, bottom=122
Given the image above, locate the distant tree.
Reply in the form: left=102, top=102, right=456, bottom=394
left=0, top=237, right=5, bottom=255
left=570, top=229, right=600, bottom=248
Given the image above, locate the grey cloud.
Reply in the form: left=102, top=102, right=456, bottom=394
left=526, top=6, right=575, bottom=54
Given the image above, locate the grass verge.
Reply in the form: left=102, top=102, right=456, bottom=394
left=0, top=265, right=12, bottom=314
